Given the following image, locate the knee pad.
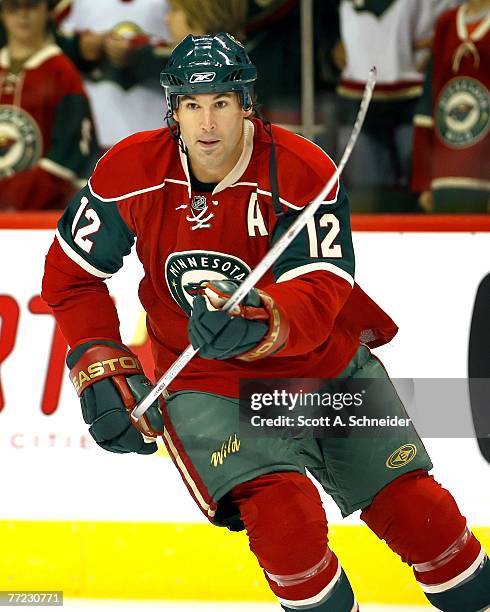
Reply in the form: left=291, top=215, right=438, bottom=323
left=361, top=470, right=467, bottom=565
left=361, top=470, right=490, bottom=610
left=232, top=472, right=329, bottom=574
left=231, top=472, right=350, bottom=606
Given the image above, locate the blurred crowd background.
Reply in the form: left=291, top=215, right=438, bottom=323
left=0, top=0, right=488, bottom=214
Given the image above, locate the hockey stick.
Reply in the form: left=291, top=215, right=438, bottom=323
left=131, top=67, right=377, bottom=423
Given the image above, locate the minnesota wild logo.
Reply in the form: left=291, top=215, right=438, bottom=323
left=165, top=250, right=250, bottom=315
left=0, top=105, right=42, bottom=177
left=436, top=78, right=489, bottom=149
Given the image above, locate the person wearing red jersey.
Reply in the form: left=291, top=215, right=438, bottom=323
left=42, top=34, right=490, bottom=611
left=0, top=0, right=97, bottom=210
left=412, top=0, right=490, bottom=212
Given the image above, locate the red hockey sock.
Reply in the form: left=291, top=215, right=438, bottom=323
left=231, top=472, right=358, bottom=610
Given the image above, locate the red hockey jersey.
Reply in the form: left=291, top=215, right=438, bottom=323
left=0, top=44, right=96, bottom=210
left=42, top=118, right=397, bottom=397
left=412, top=5, right=490, bottom=194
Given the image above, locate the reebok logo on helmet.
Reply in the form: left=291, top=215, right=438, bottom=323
left=160, top=33, right=257, bottom=111
left=189, top=72, right=216, bottom=83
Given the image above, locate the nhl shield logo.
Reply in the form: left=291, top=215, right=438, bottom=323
left=192, top=195, right=207, bottom=211
left=436, top=77, right=490, bottom=149
left=165, top=250, right=250, bottom=315
left=0, top=105, right=42, bottom=177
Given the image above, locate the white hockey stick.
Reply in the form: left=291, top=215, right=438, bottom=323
left=131, top=67, right=376, bottom=423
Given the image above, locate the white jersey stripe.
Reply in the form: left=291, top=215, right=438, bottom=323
left=276, top=263, right=354, bottom=287
left=163, top=429, right=215, bottom=518
left=87, top=177, right=190, bottom=203
left=87, top=178, right=166, bottom=202
left=55, top=231, right=112, bottom=279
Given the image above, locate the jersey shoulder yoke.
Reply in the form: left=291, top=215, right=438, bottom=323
left=269, top=122, right=337, bottom=181
left=89, top=128, right=175, bottom=201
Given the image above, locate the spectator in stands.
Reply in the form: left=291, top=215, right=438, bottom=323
left=123, top=0, right=247, bottom=89
left=165, top=0, right=245, bottom=40
left=57, top=0, right=170, bottom=151
left=0, top=0, right=97, bottom=211
left=412, top=0, right=489, bottom=213
left=334, top=0, right=459, bottom=212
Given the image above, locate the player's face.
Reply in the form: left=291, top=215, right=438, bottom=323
left=165, top=2, right=205, bottom=45
left=1, top=0, right=50, bottom=44
left=174, top=92, right=252, bottom=183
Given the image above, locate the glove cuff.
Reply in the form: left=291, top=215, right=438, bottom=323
left=237, top=291, right=289, bottom=361
left=69, top=343, right=143, bottom=396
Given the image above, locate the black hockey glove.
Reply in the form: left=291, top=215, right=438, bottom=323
left=67, top=340, right=164, bottom=454
left=187, top=280, right=289, bottom=361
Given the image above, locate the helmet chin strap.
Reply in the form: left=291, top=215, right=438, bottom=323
left=165, top=110, right=188, bottom=156
left=253, top=105, right=283, bottom=218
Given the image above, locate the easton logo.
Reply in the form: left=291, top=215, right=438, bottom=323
left=71, top=356, right=142, bottom=393
left=165, top=250, right=250, bottom=315
left=189, top=72, right=216, bottom=83
left=386, top=444, right=417, bottom=469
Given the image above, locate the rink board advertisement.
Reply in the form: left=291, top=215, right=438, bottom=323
left=0, top=223, right=489, bottom=603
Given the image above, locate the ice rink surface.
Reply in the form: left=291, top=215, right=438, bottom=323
left=56, top=601, right=432, bottom=611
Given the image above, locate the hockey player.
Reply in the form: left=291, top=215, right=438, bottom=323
left=0, top=0, right=97, bottom=210
left=42, top=34, right=490, bottom=611
left=412, top=0, right=490, bottom=212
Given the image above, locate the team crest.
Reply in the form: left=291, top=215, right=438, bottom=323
left=0, top=105, right=42, bottom=177
left=165, top=250, right=251, bottom=315
left=436, top=78, right=489, bottom=149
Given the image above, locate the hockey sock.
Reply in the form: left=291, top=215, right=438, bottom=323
left=361, top=469, right=490, bottom=611
left=422, top=547, right=490, bottom=611
left=279, top=568, right=358, bottom=611
left=231, top=472, right=358, bottom=611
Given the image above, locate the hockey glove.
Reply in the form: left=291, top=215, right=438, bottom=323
left=187, top=280, right=289, bottom=361
left=67, top=340, right=164, bottom=454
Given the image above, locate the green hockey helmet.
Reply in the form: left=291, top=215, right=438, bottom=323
left=161, top=33, right=257, bottom=112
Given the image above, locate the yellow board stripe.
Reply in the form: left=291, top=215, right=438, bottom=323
left=0, top=521, right=488, bottom=603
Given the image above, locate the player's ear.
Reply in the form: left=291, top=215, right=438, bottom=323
left=243, top=107, right=253, bottom=119
left=172, top=111, right=179, bottom=123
